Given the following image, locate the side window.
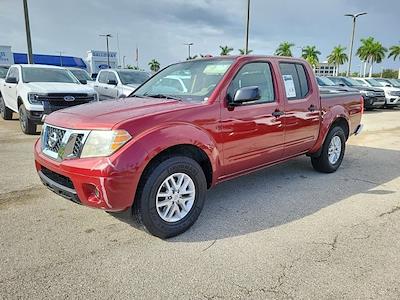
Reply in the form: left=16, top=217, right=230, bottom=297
left=7, top=67, right=19, bottom=82
left=279, top=63, right=310, bottom=100
left=98, top=71, right=108, bottom=83
left=228, top=62, right=275, bottom=104
left=108, top=72, right=118, bottom=83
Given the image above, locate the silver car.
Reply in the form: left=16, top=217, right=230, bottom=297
left=94, top=69, right=150, bottom=100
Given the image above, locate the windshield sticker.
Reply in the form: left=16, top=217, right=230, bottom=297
left=203, top=64, right=231, bottom=75
left=283, top=75, right=296, bottom=98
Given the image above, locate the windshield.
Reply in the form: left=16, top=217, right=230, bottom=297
left=317, top=76, right=336, bottom=86
left=70, top=69, right=92, bottom=81
left=365, top=78, right=384, bottom=87
left=117, top=71, right=150, bottom=85
left=0, top=67, right=8, bottom=78
left=343, top=77, right=365, bottom=87
left=22, top=67, right=79, bottom=83
left=133, top=59, right=234, bottom=102
left=352, top=79, right=369, bottom=87
left=388, top=79, right=400, bottom=87
left=375, top=78, right=392, bottom=86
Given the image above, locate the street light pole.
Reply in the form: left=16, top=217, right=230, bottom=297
left=244, top=0, right=251, bottom=54
left=184, top=43, right=193, bottom=60
left=345, top=12, right=367, bottom=76
left=100, top=34, right=112, bottom=68
left=23, top=0, right=34, bottom=64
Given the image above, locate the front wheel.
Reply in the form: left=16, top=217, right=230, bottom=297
left=311, top=126, right=346, bottom=173
left=18, top=104, right=37, bottom=135
left=133, top=156, right=207, bottom=239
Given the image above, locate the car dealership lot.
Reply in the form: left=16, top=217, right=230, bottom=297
left=1, top=109, right=400, bottom=299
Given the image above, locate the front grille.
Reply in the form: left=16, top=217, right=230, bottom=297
left=41, top=167, right=74, bottom=189
left=73, top=134, right=84, bottom=157
left=374, top=92, right=385, bottom=97
left=42, top=125, right=89, bottom=161
left=46, top=126, right=66, bottom=153
left=38, top=93, right=95, bottom=101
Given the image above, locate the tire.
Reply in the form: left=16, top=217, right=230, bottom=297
left=311, top=126, right=346, bottom=173
left=18, top=104, right=37, bottom=135
left=0, top=94, right=13, bottom=120
left=133, top=156, right=207, bottom=239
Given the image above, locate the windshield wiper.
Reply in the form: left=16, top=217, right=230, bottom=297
left=142, top=93, right=182, bottom=101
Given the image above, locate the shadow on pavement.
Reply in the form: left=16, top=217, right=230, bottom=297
left=110, top=145, right=400, bottom=242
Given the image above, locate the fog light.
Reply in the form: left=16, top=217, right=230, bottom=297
left=94, top=187, right=100, bottom=199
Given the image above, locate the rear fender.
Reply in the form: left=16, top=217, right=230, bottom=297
left=308, top=105, right=349, bottom=155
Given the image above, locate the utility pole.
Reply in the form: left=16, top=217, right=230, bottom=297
left=345, top=12, right=367, bottom=76
left=99, top=34, right=112, bottom=68
left=123, top=56, right=126, bottom=69
left=184, top=43, right=193, bottom=60
left=244, top=0, right=251, bottom=54
left=58, top=51, right=64, bottom=67
left=23, top=0, right=34, bottom=64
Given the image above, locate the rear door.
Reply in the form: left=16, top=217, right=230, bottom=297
left=220, top=61, right=285, bottom=177
left=279, top=62, right=320, bottom=157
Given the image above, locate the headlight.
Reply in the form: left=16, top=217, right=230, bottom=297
left=360, top=90, right=374, bottom=97
left=27, top=93, right=45, bottom=104
left=80, top=130, right=132, bottom=158
left=388, top=90, right=400, bottom=96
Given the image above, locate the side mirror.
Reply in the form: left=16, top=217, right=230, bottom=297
left=79, top=79, right=87, bottom=85
left=385, top=84, right=392, bottom=87
left=231, top=86, right=261, bottom=105
left=107, top=79, right=117, bottom=85
left=5, top=77, right=18, bottom=84
left=338, top=83, right=346, bottom=87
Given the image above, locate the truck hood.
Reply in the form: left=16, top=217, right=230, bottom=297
left=351, top=86, right=383, bottom=93
left=45, top=96, right=199, bottom=129
left=24, top=82, right=95, bottom=94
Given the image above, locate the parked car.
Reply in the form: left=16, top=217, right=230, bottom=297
left=34, top=56, right=363, bottom=238
left=0, top=66, right=9, bottom=85
left=94, top=69, right=150, bottom=99
left=0, top=64, right=98, bottom=134
left=386, top=78, right=400, bottom=88
left=328, top=76, right=386, bottom=110
left=316, top=76, right=358, bottom=93
left=66, top=67, right=95, bottom=87
left=352, top=77, right=400, bottom=108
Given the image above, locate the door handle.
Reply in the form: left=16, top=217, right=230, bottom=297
left=308, top=104, right=316, bottom=112
left=104, top=87, right=108, bottom=89
left=94, top=85, right=99, bottom=88
left=272, top=110, right=284, bottom=117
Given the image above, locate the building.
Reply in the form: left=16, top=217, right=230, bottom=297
left=13, top=53, right=87, bottom=69
left=314, top=62, right=335, bottom=76
left=0, top=45, right=14, bottom=66
left=86, top=50, right=118, bottom=76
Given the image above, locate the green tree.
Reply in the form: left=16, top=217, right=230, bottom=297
left=357, top=37, right=387, bottom=77
left=275, top=42, right=295, bottom=57
left=219, top=45, right=234, bottom=56
left=327, top=45, right=348, bottom=76
left=388, top=44, right=400, bottom=79
left=301, top=45, right=321, bottom=69
left=148, top=59, right=160, bottom=73
left=238, top=48, right=253, bottom=55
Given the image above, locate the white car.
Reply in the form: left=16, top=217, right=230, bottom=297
left=94, top=69, right=150, bottom=100
left=0, top=64, right=98, bottom=134
left=353, top=77, right=400, bottom=107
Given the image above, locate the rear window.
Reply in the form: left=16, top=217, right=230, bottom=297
left=279, top=63, right=309, bottom=100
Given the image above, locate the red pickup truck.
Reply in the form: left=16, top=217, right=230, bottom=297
left=34, top=56, right=363, bottom=238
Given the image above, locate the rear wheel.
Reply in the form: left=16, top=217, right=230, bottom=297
left=311, top=126, right=346, bottom=173
left=18, top=104, right=37, bottom=135
left=0, top=94, right=13, bottom=120
left=133, top=156, right=207, bottom=239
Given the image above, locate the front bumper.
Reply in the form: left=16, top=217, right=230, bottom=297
left=363, top=96, right=386, bottom=108
left=385, top=96, right=400, bottom=106
left=34, top=139, right=138, bottom=212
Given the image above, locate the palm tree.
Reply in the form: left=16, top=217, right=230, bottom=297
left=148, top=59, right=160, bottom=73
left=388, top=44, right=400, bottom=79
left=219, top=46, right=234, bottom=56
left=238, top=48, right=253, bottom=55
left=357, top=37, right=387, bottom=77
left=301, top=45, right=321, bottom=69
left=275, top=42, right=295, bottom=57
left=327, top=45, right=348, bottom=76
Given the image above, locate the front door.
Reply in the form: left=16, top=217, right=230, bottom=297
left=3, top=66, right=19, bottom=111
left=220, top=61, right=285, bottom=177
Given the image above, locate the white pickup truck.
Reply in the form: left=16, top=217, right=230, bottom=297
left=94, top=69, right=150, bottom=100
left=0, top=64, right=98, bottom=134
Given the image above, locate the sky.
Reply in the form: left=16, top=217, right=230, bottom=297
left=0, top=0, right=399, bottom=73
